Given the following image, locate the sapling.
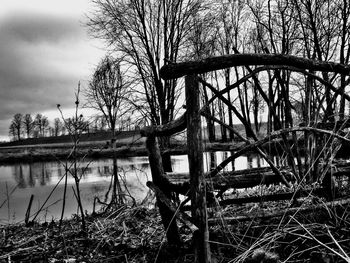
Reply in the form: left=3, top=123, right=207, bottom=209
left=57, top=83, right=90, bottom=232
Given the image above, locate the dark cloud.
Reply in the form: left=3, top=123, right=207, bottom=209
left=0, top=11, right=98, bottom=140
left=0, top=12, right=83, bottom=43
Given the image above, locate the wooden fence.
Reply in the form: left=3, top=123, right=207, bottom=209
left=141, top=54, right=350, bottom=263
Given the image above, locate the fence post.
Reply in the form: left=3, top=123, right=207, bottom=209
left=145, top=134, right=181, bottom=246
left=185, top=74, right=211, bottom=262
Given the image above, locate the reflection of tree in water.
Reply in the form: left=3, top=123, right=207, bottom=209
left=93, top=159, right=149, bottom=202
left=68, top=167, right=92, bottom=179
left=12, top=164, right=26, bottom=188
left=30, top=162, right=52, bottom=186
left=103, top=166, right=111, bottom=175
left=121, top=164, right=148, bottom=192
left=28, top=164, right=35, bottom=187
left=12, top=162, right=53, bottom=188
left=57, top=165, right=63, bottom=178
left=83, top=167, right=92, bottom=176
left=96, top=165, right=114, bottom=177
left=41, top=163, right=51, bottom=185
left=89, top=184, right=107, bottom=196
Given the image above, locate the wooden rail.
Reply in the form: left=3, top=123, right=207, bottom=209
left=160, top=54, right=350, bottom=80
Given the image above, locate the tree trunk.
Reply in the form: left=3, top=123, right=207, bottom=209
left=111, top=129, right=123, bottom=205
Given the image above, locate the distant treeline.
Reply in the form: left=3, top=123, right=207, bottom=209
left=8, top=113, right=138, bottom=142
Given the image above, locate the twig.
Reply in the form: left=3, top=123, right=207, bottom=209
left=31, top=172, right=66, bottom=222
left=326, top=225, right=350, bottom=261
left=291, top=216, right=350, bottom=262
left=0, top=184, right=18, bottom=209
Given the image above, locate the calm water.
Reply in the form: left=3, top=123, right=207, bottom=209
left=0, top=153, right=268, bottom=224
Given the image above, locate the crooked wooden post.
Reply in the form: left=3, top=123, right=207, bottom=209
left=185, top=74, right=211, bottom=262
left=145, top=134, right=181, bottom=246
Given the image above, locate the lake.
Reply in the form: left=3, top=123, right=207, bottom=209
left=0, top=152, right=269, bottom=224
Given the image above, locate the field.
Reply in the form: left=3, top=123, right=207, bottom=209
left=0, top=130, right=146, bottom=163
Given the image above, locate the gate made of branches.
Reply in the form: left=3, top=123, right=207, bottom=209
left=141, top=54, right=350, bottom=263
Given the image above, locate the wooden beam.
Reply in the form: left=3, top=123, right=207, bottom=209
left=160, top=54, right=350, bottom=80
left=140, top=113, right=187, bottom=137
left=167, top=162, right=350, bottom=192
left=186, top=74, right=211, bottom=262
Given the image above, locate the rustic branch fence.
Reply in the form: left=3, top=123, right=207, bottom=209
left=141, top=54, right=350, bottom=262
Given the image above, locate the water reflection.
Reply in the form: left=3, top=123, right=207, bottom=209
left=0, top=157, right=152, bottom=223
left=8, top=158, right=153, bottom=190
left=203, top=151, right=269, bottom=172
left=0, top=152, right=269, bottom=223
left=12, top=162, right=53, bottom=188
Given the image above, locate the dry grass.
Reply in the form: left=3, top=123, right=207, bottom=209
left=1, top=195, right=350, bottom=262
left=207, top=193, right=350, bottom=263
left=0, top=204, right=196, bottom=263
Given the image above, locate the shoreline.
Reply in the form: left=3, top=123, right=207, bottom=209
left=2, top=134, right=350, bottom=164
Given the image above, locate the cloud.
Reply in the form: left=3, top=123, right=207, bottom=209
left=0, top=11, right=104, bottom=140
left=0, top=13, right=82, bottom=44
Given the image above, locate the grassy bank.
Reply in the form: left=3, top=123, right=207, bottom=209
left=0, top=130, right=141, bottom=148
left=0, top=130, right=147, bottom=163
left=1, top=194, right=350, bottom=263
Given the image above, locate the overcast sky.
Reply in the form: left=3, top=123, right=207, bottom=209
left=0, top=0, right=105, bottom=141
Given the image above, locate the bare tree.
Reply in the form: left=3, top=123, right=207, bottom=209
left=187, top=9, right=217, bottom=142
left=215, top=0, right=248, bottom=140
left=92, top=115, right=108, bottom=131
left=34, top=114, right=43, bottom=137
left=34, top=114, right=49, bottom=137
left=9, top=113, right=23, bottom=141
left=9, top=122, right=17, bottom=141
left=41, top=117, right=49, bottom=137
left=53, top=118, right=63, bottom=136
left=85, top=56, right=129, bottom=136
left=65, top=116, right=89, bottom=135
left=87, top=0, right=204, bottom=172
left=85, top=55, right=129, bottom=205
left=23, top=114, right=34, bottom=139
